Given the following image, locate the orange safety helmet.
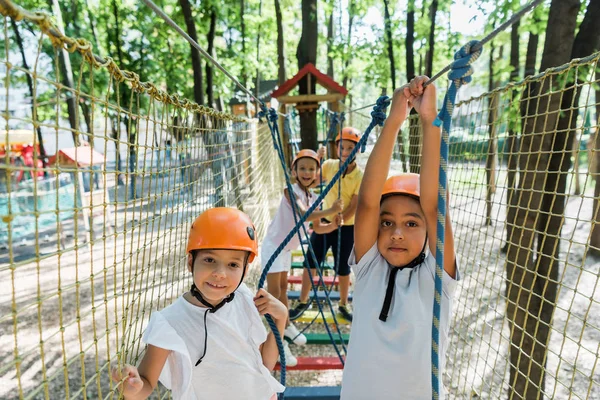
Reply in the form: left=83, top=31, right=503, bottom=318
left=291, top=149, right=321, bottom=169
left=187, top=207, right=258, bottom=263
left=381, top=173, right=420, bottom=199
left=335, top=127, right=361, bottom=143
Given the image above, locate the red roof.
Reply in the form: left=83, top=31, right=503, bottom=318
left=49, top=146, right=106, bottom=167
left=271, top=63, right=348, bottom=98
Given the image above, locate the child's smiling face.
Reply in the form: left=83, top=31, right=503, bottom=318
left=188, top=249, right=247, bottom=306
left=292, top=157, right=319, bottom=188
left=377, top=195, right=427, bottom=267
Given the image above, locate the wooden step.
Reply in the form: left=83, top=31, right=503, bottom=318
left=294, top=310, right=351, bottom=324
left=284, top=386, right=341, bottom=399
left=304, top=332, right=350, bottom=345
left=292, top=249, right=334, bottom=258
left=288, top=275, right=340, bottom=286
left=287, top=290, right=352, bottom=301
left=291, top=261, right=334, bottom=270
left=275, top=356, right=345, bottom=371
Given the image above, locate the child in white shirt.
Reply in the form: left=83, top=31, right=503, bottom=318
left=261, top=149, right=343, bottom=365
left=341, top=77, right=460, bottom=399
left=113, top=208, right=287, bottom=400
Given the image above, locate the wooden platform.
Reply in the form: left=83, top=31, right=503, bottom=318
left=284, top=386, right=341, bottom=399
left=287, top=290, right=352, bottom=301
left=288, top=275, right=342, bottom=286
left=303, top=332, right=350, bottom=345
left=294, top=310, right=350, bottom=324
left=275, top=356, right=345, bottom=371
left=291, top=261, right=334, bottom=270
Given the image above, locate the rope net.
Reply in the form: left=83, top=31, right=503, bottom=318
left=0, top=4, right=283, bottom=399
left=391, top=54, right=600, bottom=399
left=2, top=1, right=600, bottom=399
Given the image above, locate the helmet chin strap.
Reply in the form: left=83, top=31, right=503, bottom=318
left=379, top=234, right=428, bottom=322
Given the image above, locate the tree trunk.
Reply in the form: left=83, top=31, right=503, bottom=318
left=383, top=0, right=395, bottom=90
left=425, top=0, right=438, bottom=77
left=326, top=2, right=334, bottom=80
left=274, top=0, right=286, bottom=85
left=506, top=1, right=580, bottom=398
left=592, top=66, right=600, bottom=257
left=406, top=0, right=415, bottom=81
left=255, top=1, right=263, bottom=115
left=296, top=0, right=318, bottom=151
left=50, top=0, right=79, bottom=145
left=504, top=19, right=520, bottom=253
left=402, top=0, right=416, bottom=173
left=342, top=0, right=355, bottom=91
left=240, top=0, right=250, bottom=117
left=179, top=0, right=204, bottom=106
left=555, top=0, right=600, bottom=250
left=486, top=43, right=500, bottom=226
left=111, top=0, right=128, bottom=186
left=206, top=8, right=217, bottom=109
left=11, top=19, right=47, bottom=169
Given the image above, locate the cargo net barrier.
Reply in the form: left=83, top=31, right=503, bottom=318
left=0, top=4, right=283, bottom=399
left=392, top=54, right=600, bottom=399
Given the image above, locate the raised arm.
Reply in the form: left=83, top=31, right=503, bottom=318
left=354, top=88, right=412, bottom=262
left=409, top=77, right=456, bottom=278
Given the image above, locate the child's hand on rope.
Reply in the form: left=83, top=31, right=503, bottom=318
left=317, top=145, right=326, bottom=159
left=333, top=213, right=344, bottom=227
left=330, top=198, right=344, bottom=214
left=254, top=288, right=287, bottom=323
left=388, top=84, right=413, bottom=123
left=408, top=76, right=438, bottom=124
left=111, top=364, right=144, bottom=397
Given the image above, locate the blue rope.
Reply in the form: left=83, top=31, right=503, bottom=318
left=266, top=108, right=348, bottom=357
left=259, top=95, right=390, bottom=289
left=430, top=40, right=481, bottom=400
left=258, top=107, right=348, bottom=364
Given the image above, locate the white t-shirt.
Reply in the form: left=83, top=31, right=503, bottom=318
left=143, top=283, right=285, bottom=400
left=341, top=243, right=460, bottom=400
left=263, top=183, right=318, bottom=251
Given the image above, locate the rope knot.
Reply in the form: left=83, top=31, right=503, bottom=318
left=448, top=40, right=482, bottom=86
left=433, top=40, right=482, bottom=128
left=370, top=95, right=390, bottom=127
left=267, top=108, right=278, bottom=124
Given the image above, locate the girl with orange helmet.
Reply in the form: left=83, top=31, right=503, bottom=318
left=340, top=77, right=459, bottom=399
left=113, top=208, right=286, bottom=400
left=289, top=127, right=364, bottom=323
left=261, top=149, right=343, bottom=365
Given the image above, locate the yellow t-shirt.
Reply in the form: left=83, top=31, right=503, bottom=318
left=321, top=159, right=364, bottom=226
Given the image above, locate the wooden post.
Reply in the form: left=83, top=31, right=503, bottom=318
left=327, top=97, right=341, bottom=158
left=279, top=103, right=292, bottom=168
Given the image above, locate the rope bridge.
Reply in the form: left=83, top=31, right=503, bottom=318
left=1, top=1, right=599, bottom=400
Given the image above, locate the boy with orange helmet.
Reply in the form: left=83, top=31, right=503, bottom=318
left=261, top=149, right=343, bottom=365
left=341, top=77, right=459, bottom=399
left=113, top=208, right=286, bottom=400
left=289, top=127, right=364, bottom=322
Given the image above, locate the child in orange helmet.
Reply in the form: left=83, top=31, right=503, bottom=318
left=113, top=208, right=286, bottom=400
left=261, top=149, right=343, bottom=365
left=341, top=77, right=459, bottom=399
left=289, top=128, right=364, bottom=322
